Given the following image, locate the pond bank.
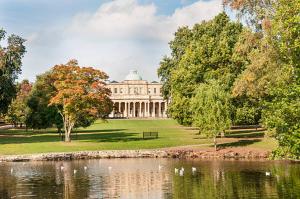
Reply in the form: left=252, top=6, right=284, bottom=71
left=0, top=148, right=270, bottom=162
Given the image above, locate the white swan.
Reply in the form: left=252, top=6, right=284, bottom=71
left=174, top=168, right=179, bottom=174
left=158, top=165, right=163, bottom=170
left=179, top=169, right=184, bottom=176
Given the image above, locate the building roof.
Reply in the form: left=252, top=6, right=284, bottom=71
left=125, top=70, right=142, bottom=81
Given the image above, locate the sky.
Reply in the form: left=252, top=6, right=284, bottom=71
left=0, top=0, right=226, bottom=82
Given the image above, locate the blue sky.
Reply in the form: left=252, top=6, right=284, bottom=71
left=0, top=0, right=225, bottom=82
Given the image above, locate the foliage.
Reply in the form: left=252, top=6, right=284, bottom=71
left=26, top=72, right=63, bottom=131
left=264, top=85, right=300, bottom=159
left=191, top=80, right=231, bottom=150
left=157, top=26, right=192, bottom=99
left=234, top=102, right=260, bottom=125
left=49, top=59, right=113, bottom=142
left=0, top=28, right=26, bottom=114
left=5, top=80, right=32, bottom=126
left=228, top=0, right=300, bottom=158
left=158, top=12, right=244, bottom=125
left=223, top=0, right=275, bottom=30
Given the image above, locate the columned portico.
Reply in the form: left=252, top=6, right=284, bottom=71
left=107, top=70, right=168, bottom=118
left=110, top=101, right=167, bottom=118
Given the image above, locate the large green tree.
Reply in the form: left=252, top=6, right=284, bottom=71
left=5, top=80, right=32, bottom=127
left=26, top=72, right=63, bottom=131
left=158, top=12, right=244, bottom=125
left=191, top=80, right=231, bottom=151
left=227, top=0, right=300, bottom=158
left=0, top=29, right=26, bottom=114
left=262, top=0, right=300, bottom=158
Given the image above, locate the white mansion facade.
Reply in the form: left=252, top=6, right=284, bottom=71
left=107, top=70, right=168, bottom=118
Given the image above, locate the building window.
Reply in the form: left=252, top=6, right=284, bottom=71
left=120, top=88, right=123, bottom=94
left=148, top=88, right=151, bottom=94
left=114, top=88, right=117, bottom=93
left=154, top=88, right=156, bottom=94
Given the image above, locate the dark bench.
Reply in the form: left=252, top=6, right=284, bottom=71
left=143, top=132, right=158, bottom=139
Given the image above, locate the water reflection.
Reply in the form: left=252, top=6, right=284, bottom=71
left=0, top=159, right=299, bottom=199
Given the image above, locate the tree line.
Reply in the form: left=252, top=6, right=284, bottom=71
left=0, top=29, right=112, bottom=142
left=158, top=0, right=299, bottom=158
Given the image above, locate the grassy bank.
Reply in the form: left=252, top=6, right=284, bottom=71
left=0, top=119, right=277, bottom=155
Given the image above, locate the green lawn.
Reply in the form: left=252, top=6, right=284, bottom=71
left=0, top=119, right=277, bottom=155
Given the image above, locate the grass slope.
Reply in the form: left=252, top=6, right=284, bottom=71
left=0, top=119, right=277, bottom=155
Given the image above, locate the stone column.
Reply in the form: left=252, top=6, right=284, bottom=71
left=139, top=102, right=142, bottom=118
left=158, top=102, right=161, bottom=118
left=118, top=102, right=121, bottom=117
left=153, top=102, right=156, bottom=118
left=144, top=102, right=146, bottom=117
left=113, top=102, right=116, bottom=117
left=147, top=102, right=149, bottom=117
left=133, top=101, right=136, bottom=118
left=124, top=102, right=128, bottom=118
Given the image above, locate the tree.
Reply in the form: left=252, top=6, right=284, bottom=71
left=263, top=85, right=300, bottom=159
left=158, top=12, right=244, bottom=125
left=49, top=60, right=113, bottom=142
left=158, top=26, right=192, bottom=99
left=223, top=0, right=275, bottom=31
left=0, top=28, right=26, bottom=114
left=5, top=80, right=32, bottom=127
left=26, top=72, right=63, bottom=132
left=228, top=0, right=300, bottom=158
left=261, top=0, right=300, bottom=158
left=191, top=80, right=231, bottom=151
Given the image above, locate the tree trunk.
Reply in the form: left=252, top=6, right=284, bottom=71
left=214, top=136, right=217, bottom=151
left=63, top=115, right=75, bottom=142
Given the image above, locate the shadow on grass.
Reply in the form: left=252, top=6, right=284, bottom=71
left=0, top=129, right=148, bottom=144
left=227, top=129, right=265, bottom=134
left=225, top=132, right=264, bottom=138
left=218, top=139, right=261, bottom=148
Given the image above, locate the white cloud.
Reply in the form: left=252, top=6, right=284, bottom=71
left=20, top=0, right=223, bottom=82
left=68, top=0, right=222, bottom=42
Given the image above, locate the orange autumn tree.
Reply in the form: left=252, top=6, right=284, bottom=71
left=49, top=59, right=112, bottom=142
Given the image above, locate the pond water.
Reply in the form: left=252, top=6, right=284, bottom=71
left=0, top=158, right=299, bottom=199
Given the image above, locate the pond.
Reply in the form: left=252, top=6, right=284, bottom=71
left=0, top=158, right=299, bottom=199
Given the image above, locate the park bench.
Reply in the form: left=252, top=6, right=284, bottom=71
left=143, top=131, right=158, bottom=139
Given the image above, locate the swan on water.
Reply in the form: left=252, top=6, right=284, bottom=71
left=158, top=165, right=162, bottom=170
left=174, top=168, right=179, bottom=174
left=179, top=169, right=184, bottom=176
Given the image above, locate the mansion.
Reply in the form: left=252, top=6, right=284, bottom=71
left=107, top=70, right=168, bottom=118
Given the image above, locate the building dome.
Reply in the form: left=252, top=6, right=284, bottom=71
left=125, top=70, right=142, bottom=80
